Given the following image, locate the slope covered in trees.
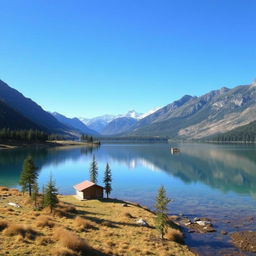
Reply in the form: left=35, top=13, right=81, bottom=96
left=209, top=120, right=256, bottom=142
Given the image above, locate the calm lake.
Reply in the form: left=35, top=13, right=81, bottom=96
left=1, top=142, right=256, bottom=255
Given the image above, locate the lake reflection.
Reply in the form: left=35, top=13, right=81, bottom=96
left=1, top=143, right=256, bottom=255
left=1, top=143, right=256, bottom=207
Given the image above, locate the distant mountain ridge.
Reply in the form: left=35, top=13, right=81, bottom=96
left=0, top=100, right=41, bottom=130
left=51, top=112, right=99, bottom=135
left=79, top=109, right=160, bottom=133
left=2, top=78, right=256, bottom=139
left=125, top=82, right=256, bottom=139
left=0, top=80, right=68, bottom=133
left=101, top=117, right=137, bottom=135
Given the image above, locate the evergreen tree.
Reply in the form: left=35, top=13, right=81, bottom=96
left=89, top=155, right=98, bottom=183
left=155, top=185, right=171, bottom=240
left=44, top=176, right=58, bottom=213
left=19, top=156, right=38, bottom=196
left=31, top=181, right=39, bottom=208
left=103, top=163, right=112, bottom=199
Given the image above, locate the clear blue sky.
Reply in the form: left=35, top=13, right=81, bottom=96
left=0, top=0, right=255, bottom=118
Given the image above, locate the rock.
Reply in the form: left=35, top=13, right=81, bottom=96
left=193, top=217, right=200, bottom=222
left=196, top=220, right=211, bottom=226
left=122, top=203, right=128, bottom=207
left=184, top=221, right=192, bottom=226
left=231, top=231, right=256, bottom=252
left=7, top=202, right=21, bottom=208
left=136, top=218, right=149, bottom=227
left=221, top=230, right=228, bottom=235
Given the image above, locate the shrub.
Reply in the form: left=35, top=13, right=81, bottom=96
left=10, top=188, right=21, bottom=196
left=4, top=224, right=38, bottom=240
left=53, top=204, right=77, bottom=218
left=36, top=236, right=53, bottom=245
left=124, top=212, right=133, bottom=218
left=0, top=187, right=9, bottom=192
left=0, top=220, right=8, bottom=231
left=101, top=220, right=113, bottom=227
left=165, top=229, right=184, bottom=243
left=53, top=227, right=89, bottom=252
left=36, top=216, right=54, bottom=228
left=74, top=216, right=94, bottom=230
left=58, top=203, right=77, bottom=214
left=54, top=209, right=66, bottom=218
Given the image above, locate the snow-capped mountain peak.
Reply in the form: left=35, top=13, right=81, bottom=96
left=123, top=110, right=142, bottom=120
left=78, top=107, right=161, bottom=133
left=138, top=107, right=162, bottom=119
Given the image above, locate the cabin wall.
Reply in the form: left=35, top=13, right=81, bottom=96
left=76, top=190, right=84, bottom=199
left=83, top=186, right=103, bottom=199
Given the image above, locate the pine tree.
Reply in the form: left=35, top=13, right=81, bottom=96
left=31, top=181, right=39, bottom=208
left=103, top=163, right=112, bottom=199
left=155, top=185, right=171, bottom=240
left=19, top=156, right=38, bottom=196
left=89, top=155, right=98, bottom=183
left=44, top=176, right=58, bottom=213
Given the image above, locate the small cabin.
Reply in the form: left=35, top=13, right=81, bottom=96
left=170, top=147, right=180, bottom=154
left=74, top=180, right=104, bottom=200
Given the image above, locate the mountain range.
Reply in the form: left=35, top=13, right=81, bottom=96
left=0, top=78, right=256, bottom=139
left=79, top=108, right=161, bottom=134
left=0, top=100, right=41, bottom=130
left=0, top=80, right=68, bottom=134
left=51, top=112, right=99, bottom=136
left=125, top=82, right=256, bottom=139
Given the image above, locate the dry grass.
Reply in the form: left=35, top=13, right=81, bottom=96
left=4, top=224, right=38, bottom=240
left=58, top=203, right=77, bottom=213
left=101, top=220, right=113, bottom=227
left=52, top=203, right=77, bottom=218
left=0, top=220, right=8, bottom=231
left=51, top=247, right=79, bottom=256
left=36, top=216, right=55, bottom=228
left=74, top=216, right=94, bottom=230
left=166, top=229, right=184, bottom=243
left=0, top=190, right=194, bottom=256
left=36, top=236, right=53, bottom=245
left=54, top=227, right=89, bottom=252
left=124, top=212, right=133, bottom=218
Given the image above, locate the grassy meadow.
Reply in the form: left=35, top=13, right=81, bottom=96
left=0, top=186, right=194, bottom=256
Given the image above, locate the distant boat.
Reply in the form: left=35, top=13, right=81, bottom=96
left=170, top=147, right=180, bottom=154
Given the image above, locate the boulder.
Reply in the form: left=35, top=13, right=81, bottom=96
left=136, top=218, right=149, bottom=227
left=7, top=202, right=21, bottom=208
left=196, top=220, right=211, bottom=226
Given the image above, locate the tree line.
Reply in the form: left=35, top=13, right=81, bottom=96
left=210, top=133, right=256, bottom=143
left=0, top=128, right=75, bottom=143
left=207, top=120, right=256, bottom=143
left=81, top=134, right=94, bottom=142
left=0, top=128, right=48, bottom=142
left=81, top=134, right=101, bottom=145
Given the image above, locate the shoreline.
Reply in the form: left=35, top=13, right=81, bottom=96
left=0, top=140, right=100, bottom=150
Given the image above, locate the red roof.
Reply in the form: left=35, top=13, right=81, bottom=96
left=74, top=180, right=103, bottom=192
